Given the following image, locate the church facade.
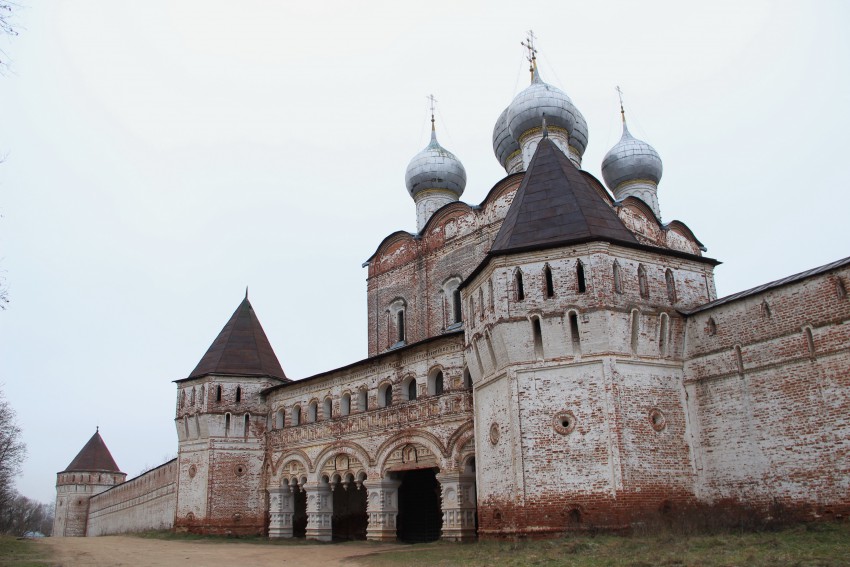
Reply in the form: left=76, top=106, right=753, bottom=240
left=55, top=51, right=850, bottom=541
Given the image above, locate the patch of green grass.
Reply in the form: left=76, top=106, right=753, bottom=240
left=352, top=523, right=850, bottom=567
left=0, top=535, right=52, bottom=567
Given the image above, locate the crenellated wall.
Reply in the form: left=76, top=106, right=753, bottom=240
left=86, top=459, right=177, bottom=536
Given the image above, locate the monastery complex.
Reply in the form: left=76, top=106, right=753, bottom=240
left=53, top=42, right=850, bottom=541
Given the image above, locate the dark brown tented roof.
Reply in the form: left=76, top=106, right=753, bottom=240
left=62, top=430, right=122, bottom=473
left=188, top=298, right=287, bottom=381
left=490, top=137, right=639, bottom=254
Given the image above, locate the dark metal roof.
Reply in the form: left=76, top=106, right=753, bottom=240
left=489, top=137, right=639, bottom=254
left=187, top=298, right=287, bottom=381
left=682, top=255, right=850, bottom=315
left=62, top=430, right=122, bottom=473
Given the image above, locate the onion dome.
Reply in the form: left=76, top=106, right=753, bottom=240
left=405, top=128, right=467, bottom=199
left=601, top=121, right=663, bottom=190
left=492, top=106, right=521, bottom=169
left=505, top=66, right=588, bottom=159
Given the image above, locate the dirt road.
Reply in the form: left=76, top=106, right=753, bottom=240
left=36, top=536, right=408, bottom=567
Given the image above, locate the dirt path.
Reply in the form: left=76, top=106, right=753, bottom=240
left=36, top=536, right=408, bottom=567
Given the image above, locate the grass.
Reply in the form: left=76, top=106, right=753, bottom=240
left=0, top=535, right=52, bottom=567
left=350, top=523, right=850, bottom=567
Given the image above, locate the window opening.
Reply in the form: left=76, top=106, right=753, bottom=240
left=569, top=312, right=581, bottom=353
left=244, top=413, right=250, bottom=438
left=463, top=368, right=472, bottom=389
left=630, top=310, right=640, bottom=354
left=323, top=398, right=333, bottom=420
left=804, top=327, right=815, bottom=356
left=292, top=406, right=301, bottom=426
left=613, top=261, right=623, bottom=294
left=358, top=388, right=368, bottom=412
left=532, top=317, right=543, bottom=359
left=407, top=379, right=417, bottom=401
left=638, top=264, right=649, bottom=299
left=515, top=270, right=525, bottom=301
left=308, top=401, right=318, bottom=422
left=735, top=345, right=744, bottom=374
left=380, top=384, right=393, bottom=407
left=488, top=279, right=494, bottom=310
left=435, top=371, right=444, bottom=395
left=341, top=393, right=351, bottom=416
left=577, top=261, right=586, bottom=293
left=486, top=332, right=497, bottom=367
left=276, top=409, right=285, bottom=429
left=659, top=313, right=669, bottom=357
left=761, top=300, right=772, bottom=319
left=478, top=288, right=484, bottom=319
left=544, top=265, right=555, bottom=298
left=235, top=386, right=242, bottom=403
left=225, top=413, right=231, bottom=437
left=665, top=269, right=676, bottom=303
left=707, top=317, right=717, bottom=336
left=453, top=288, right=462, bottom=324
left=397, top=310, right=406, bottom=343
left=836, top=277, right=848, bottom=299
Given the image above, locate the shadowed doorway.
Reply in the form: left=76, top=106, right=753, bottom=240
left=396, top=468, right=442, bottom=542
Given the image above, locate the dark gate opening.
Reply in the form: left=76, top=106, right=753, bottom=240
left=397, top=468, right=442, bottom=543
left=332, top=484, right=368, bottom=540
left=293, top=488, right=307, bottom=538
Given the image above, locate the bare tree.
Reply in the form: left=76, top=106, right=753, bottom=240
left=0, top=493, right=53, bottom=536
left=0, top=388, right=26, bottom=513
left=0, top=2, right=18, bottom=70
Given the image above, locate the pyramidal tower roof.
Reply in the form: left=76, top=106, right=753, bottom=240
left=188, top=297, right=287, bottom=381
left=62, top=430, right=122, bottom=473
left=490, top=136, right=638, bottom=254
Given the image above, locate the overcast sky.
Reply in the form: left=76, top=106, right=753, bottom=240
left=1, top=1, right=848, bottom=504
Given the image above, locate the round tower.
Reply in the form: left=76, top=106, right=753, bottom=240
left=601, top=97, right=664, bottom=219
left=405, top=99, right=467, bottom=232
left=53, top=429, right=126, bottom=537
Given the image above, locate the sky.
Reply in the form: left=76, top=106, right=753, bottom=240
left=1, top=1, right=848, bottom=505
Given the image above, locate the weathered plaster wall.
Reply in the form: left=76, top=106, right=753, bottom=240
left=86, top=460, right=177, bottom=536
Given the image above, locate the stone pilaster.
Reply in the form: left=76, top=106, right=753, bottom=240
left=364, top=478, right=401, bottom=542
left=267, top=487, right=294, bottom=538
left=305, top=482, right=333, bottom=541
left=437, top=471, right=477, bottom=541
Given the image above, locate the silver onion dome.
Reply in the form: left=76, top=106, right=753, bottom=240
left=601, top=122, right=663, bottom=190
left=405, top=130, right=467, bottom=198
left=505, top=67, right=588, bottom=157
left=492, top=106, right=521, bottom=169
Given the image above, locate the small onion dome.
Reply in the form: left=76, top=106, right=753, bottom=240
left=492, top=106, right=520, bottom=169
left=405, top=129, right=467, bottom=199
left=506, top=67, right=588, bottom=158
left=601, top=122, right=663, bottom=190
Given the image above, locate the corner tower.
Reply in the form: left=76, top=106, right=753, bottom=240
left=173, top=294, right=288, bottom=535
left=53, top=430, right=126, bottom=537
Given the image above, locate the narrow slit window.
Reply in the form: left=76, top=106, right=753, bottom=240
left=532, top=317, right=543, bottom=359
left=407, top=379, right=417, bottom=401
left=515, top=270, right=525, bottom=301
left=341, top=393, right=351, bottom=416
left=630, top=310, right=640, bottom=353
left=434, top=371, right=444, bottom=395
left=659, top=313, right=669, bottom=357
left=613, top=261, right=623, bottom=294
left=488, top=279, right=494, bottom=310
left=804, top=327, right=815, bottom=356
left=323, top=398, right=332, bottom=420
left=577, top=261, right=586, bottom=293
left=235, top=386, right=242, bottom=403
left=453, top=288, right=462, bottom=324
left=225, top=413, right=231, bottom=437
left=244, top=413, right=250, bottom=438
left=463, top=368, right=472, bottom=389
left=665, top=269, right=676, bottom=304
left=638, top=264, right=649, bottom=299
left=216, top=385, right=222, bottom=402
left=569, top=312, right=581, bottom=353
left=397, top=310, right=405, bottom=342
left=544, top=265, right=554, bottom=298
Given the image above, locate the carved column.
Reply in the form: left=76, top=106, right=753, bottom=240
left=437, top=471, right=477, bottom=541
left=364, top=477, right=401, bottom=542
left=268, top=487, right=294, bottom=538
left=304, top=482, right=333, bottom=541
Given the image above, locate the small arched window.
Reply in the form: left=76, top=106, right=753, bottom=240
left=638, top=264, right=649, bottom=299
left=323, top=397, right=332, bottom=421
left=659, top=313, right=669, bottom=357
left=224, top=413, right=231, bottom=437
left=453, top=288, right=462, bottom=324
left=569, top=311, right=581, bottom=353
left=397, top=310, right=406, bottom=343
left=630, top=309, right=640, bottom=353
left=488, top=279, right=494, bottom=310
left=307, top=401, right=318, bottom=422
left=463, top=367, right=472, bottom=389
left=428, top=369, right=444, bottom=395
left=358, top=388, right=368, bottom=412
left=576, top=261, right=586, bottom=293
left=216, top=385, right=222, bottom=402
left=379, top=383, right=393, bottom=407
left=665, top=269, right=676, bottom=304
left=275, top=408, right=285, bottom=429
left=292, top=405, right=301, bottom=426
left=405, top=377, right=417, bottom=401
left=514, top=269, right=525, bottom=301
left=531, top=317, right=543, bottom=360
left=340, top=393, right=351, bottom=416
left=243, top=413, right=250, bottom=438
left=707, top=317, right=717, bottom=336
left=543, top=264, right=554, bottom=298
left=235, top=386, right=242, bottom=403
left=613, top=261, right=623, bottom=294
